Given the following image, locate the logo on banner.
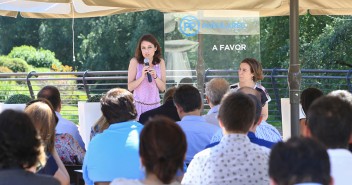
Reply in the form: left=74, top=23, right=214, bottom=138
left=179, top=15, right=200, bottom=37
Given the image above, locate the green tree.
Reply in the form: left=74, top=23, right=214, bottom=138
left=0, top=17, right=41, bottom=55
left=38, top=18, right=93, bottom=70
left=77, top=10, right=164, bottom=71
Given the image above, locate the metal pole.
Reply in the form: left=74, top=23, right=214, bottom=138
left=289, top=0, right=301, bottom=137
left=26, top=71, right=36, bottom=99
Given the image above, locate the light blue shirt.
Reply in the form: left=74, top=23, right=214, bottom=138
left=177, top=115, right=219, bottom=164
left=82, top=121, right=144, bottom=185
left=202, top=105, right=220, bottom=126
left=55, top=112, right=85, bottom=150
left=255, top=120, right=282, bottom=142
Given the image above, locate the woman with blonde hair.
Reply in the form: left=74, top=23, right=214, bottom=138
left=25, top=99, right=70, bottom=185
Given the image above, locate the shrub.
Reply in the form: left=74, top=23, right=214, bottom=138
left=8, top=46, right=36, bottom=63
left=0, top=66, right=13, bottom=73
left=5, top=94, right=32, bottom=104
left=8, top=45, right=62, bottom=68
left=87, top=94, right=103, bottom=102
left=0, top=56, right=29, bottom=72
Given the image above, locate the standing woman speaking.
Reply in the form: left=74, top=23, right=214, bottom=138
left=128, top=34, right=166, bottom=119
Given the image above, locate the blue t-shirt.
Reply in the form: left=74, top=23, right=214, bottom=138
left=83, top=121, right=144, bottom=185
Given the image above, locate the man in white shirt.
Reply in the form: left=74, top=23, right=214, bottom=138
left=37, top=85, right=85, bottom=150
left=182, top=92, right=270, bottom=185
left=203, top=78, right=229, bottom=126
left=306, top=95, right=352, bottom=185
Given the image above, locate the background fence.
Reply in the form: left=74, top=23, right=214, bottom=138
left=1, top=69, right=351, bottom=130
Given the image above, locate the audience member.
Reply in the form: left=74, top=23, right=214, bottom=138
left=55, top=133, right=85, bottom=164
left=25, top=99, right=70, bottom=185
left=182, top=92, right=270, bottom=184
left=299, top=87, right=323, bottom=136
left=203, top=78, right=229, bottom=126
left=0, top=110, right=60, bottom=185
left=209, top=87, right=275, bottom=149
left=37, top=85, right=85, bottom=149
left=173, top=85, right=219, bottom=164
left=139, top=87, right=180, bottom=124
left=178, top=77, right=193, bottom=86
left=239, top=87, right=276, bottom=148
left=269, top=137, right=332, bottom=185
left=111, top=116, right=186, bottom=185
left=90, top=115, right=109, bottom=139
left=327, top=90, right=352, bottom=154
left=307, top=96, right=352, bottom=185
left=83, top=88, right=144, bottom=185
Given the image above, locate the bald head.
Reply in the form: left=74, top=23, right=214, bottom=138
left=238, top=86, right=261, bottom=103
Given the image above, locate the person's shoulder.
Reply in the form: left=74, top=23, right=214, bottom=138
left=3, top=169, right=60, bottom=185
left=160, top=58, right=166, bottom=65
left=193, top=147, right=212, bottom=161
left=250, top=142, right=271, bottom=156
left=33, top=173, right=60, bottom=185
left=230, top=83, right=239, bottom=90
left=255, top=83, right=268, bottom=92
left=129, top=58, right=141, bottom=65
left=111, top=178, right=143, bottom=185
left=58, top=117, right=76, bottom=126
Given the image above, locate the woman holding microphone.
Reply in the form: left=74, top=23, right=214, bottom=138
left=128, top=34, right=166, bottom=119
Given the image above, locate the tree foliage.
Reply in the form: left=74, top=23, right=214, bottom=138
left=8, top=45, right=61, bottom=68
left=0, top=12, right=352, bottom=71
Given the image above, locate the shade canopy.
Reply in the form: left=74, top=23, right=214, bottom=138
left=259, top=0, right=352, bottom=16
left=0, top=0, right=143, bottom=18
left=81, top=0, right=283, bottom=11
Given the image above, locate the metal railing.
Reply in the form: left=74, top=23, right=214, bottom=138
left=0, top=69, right=351, bottom=126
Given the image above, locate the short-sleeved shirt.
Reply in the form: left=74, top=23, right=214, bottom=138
left=83, top=121, right=144, bottom=185
left=230, top=83, right=271, bottom=106
left=182, top=134, right=270, bottom=185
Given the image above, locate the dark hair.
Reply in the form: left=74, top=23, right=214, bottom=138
left=307, top=96, right=352, bottom=148
left=139, top=116, right=187, bottom=184
left=37, top=85, right=61, bottom=111
left=135, top=34, right=162, bottom=65
left=300, top=87, right=323, bottom=115
left=205, top=78, right=229, bottom=106
left=163, top=87, right=176, bottom=104
left=269, top=137, right=331, bottom=185
left=173, top=85, right=202, bottom=113
left=247, top=94, right=262, bottom=125
left=218, top=92, right=255, bottom=132
left=101, top=88, right=137, bottom=124
left=0, top=110, right=45, bottom=169
left=240, top=58, right=264, bottom=82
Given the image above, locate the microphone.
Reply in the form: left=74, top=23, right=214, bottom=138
left=144, top=58, right=152, bottom=83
